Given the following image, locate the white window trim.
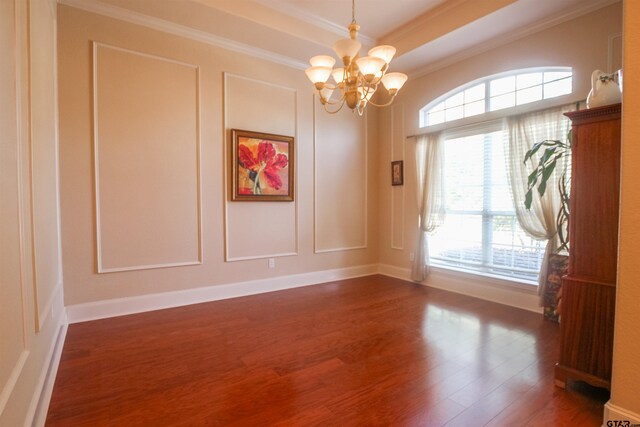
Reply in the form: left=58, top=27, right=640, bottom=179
left=419, top=66, right=574, bottom=130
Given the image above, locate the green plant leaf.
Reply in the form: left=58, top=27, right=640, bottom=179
left=527, top=169, right=540, bottom=187
left=540, top=139, right=561, bottom=148
left=525, top=189, right=533, bottom=210
left=555, top=152, right=566, bottom=163
left=538, top=161, right=557, bottom=196
left=524, top=149, right=536, bottom=164
left=543, top=159, right=557, bottom=180
left=524, top=141, right=545, bottom=163
left=540, top=147, right=557, bottom=164
left=538, top=179, right=547, bottom=196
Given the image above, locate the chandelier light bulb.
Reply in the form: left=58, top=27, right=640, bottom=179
left=309, top=55, right=336, bottom=68
left=368, top=45, right=396, bottom=64
left=331, top=67, right=345, bottom=84
left=356, top=56, right=386, bottom=77
left=332, top=38, right=361, bottom=64
left=381, top=72, right=408, bottom=92
left=305, top=66, right=332, bottom=85
left=320, top=87, right=335, bottom=101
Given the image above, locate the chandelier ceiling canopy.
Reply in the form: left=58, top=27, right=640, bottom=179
left=305, top=0, right=408, bottom=115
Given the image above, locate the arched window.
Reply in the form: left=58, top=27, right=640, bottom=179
left=419, top=67, right=572, bottom=127
left=419, top=67, right=573, bottom=284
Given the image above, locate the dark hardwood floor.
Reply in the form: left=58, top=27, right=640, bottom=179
left=46, top=275, right=608, bottom=426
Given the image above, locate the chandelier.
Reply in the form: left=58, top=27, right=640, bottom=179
left=304, top=0, right=408, bottom=116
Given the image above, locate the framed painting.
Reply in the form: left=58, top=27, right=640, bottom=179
left=231, top=129, right=294, bottom=201
left=391, top=160, right=404, bottom=186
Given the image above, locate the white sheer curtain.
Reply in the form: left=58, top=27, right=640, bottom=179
left=506, top=105, right=573, bottom=300
left=411, top=133, right=445, bottom=282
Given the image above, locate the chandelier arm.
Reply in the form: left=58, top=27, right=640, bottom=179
left=370, top=75, right=384, bottom=86
left=323, top=99, right=347, bottom=114
left=364, top=81, right=379, bottom=94
left=322, top=98, right=344, bottom=106
left=319, top=89, right=347, bottom=105
left=366, top=95, right=398, bottom=108
left=319, top=86, right=345, bottom=103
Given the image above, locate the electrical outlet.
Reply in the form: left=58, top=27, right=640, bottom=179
left=409, top=252, right=415, bottom=261
left=268, top=258, right=275, bottom=269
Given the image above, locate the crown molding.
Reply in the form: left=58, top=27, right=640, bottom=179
left=56, top=0, right=621, bottom=84
left=406, top=0, right=622, bottom=79
left=380, top=0, right=471, bottom=45
left=57, top=0, right=308, bottom=70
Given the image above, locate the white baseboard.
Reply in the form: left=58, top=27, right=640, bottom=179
left=378, top=263, right=542, bottom=314
left=66, top=263, right=543, bottom=324
left=377, top=263, right=412, bottom=281
left=66, top=264, right=379, bottom=323
left=604, top=401, right=640, bottom=426
left=27, top=289, right=68, bottom=427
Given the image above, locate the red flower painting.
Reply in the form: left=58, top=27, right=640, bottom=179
left=238, top=141, right=289, bottom=194
left=232, top=130, right=293, bottom=201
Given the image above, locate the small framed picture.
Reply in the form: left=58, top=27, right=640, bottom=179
left=231, top=129, right=294, bottom=201
left=391, top=160, right=404, bottom=186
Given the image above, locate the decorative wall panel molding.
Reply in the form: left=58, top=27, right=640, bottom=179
left=0, top=0, right=30, bottom=417
left=608, top=32, right=622, bottom=72
left=28, top=0, right=63, bottom=332
left=223, top=73, right=298, bottom=261
left=391, top=103, right=405, bottom=251
left=93, top=43, right=202, bottom=272
left=313, top=98, right=368, bottom=253
left=0, top=351, right=28, bottom=417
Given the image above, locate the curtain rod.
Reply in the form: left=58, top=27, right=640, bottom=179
left=406, top=100, right=584, bottom=139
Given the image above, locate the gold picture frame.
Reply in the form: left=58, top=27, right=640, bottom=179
left=391, top=160, right=404, bottom=186
left=231, top=129, right=294, bottom=201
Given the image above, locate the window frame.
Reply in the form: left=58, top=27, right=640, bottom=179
left=428, top=121, right=544, bottom=285
left=419, top=67, right=573, bottom=130
left=417, top=67, right=575, bottom=286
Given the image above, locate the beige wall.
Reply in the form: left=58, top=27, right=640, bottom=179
left=57, top=5, right=379, bottom=307
left=377, top=3, right=622, bottom=290
left=0, top=0, right=66, bottom=425
left=609, top=0, right=640, bottom=420
left=5, top=1, right=636, bottom=424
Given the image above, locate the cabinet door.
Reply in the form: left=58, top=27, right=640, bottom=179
left=568, top=112, right=621, bottom=282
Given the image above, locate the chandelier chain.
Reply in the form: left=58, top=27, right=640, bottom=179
left=352, top=0, right=355, bottom=23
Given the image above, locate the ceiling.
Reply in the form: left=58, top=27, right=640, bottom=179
left=67, top=0, right=620, bottom=75
left=254, top=0, right=449, bottom=40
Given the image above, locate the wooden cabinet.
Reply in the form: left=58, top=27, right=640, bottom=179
left=554, top=103, right=621, bottom=390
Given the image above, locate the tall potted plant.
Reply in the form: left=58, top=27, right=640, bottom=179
left=523, top=134, right=571, bottom=321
